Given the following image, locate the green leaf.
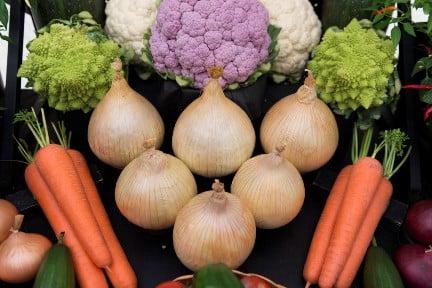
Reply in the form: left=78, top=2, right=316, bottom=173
left=412, top=57, right=432, bottom=76
left=0, top=0, right=8, bottom=30
left=402, top=22, right=416, bottom=37
left=373, top=13, right=385, bottom=24
left=421, top=90, right=432, bottom=104
left=391, top=26, right=401, bottom=47
left=78, top=11, right=93, bottom=20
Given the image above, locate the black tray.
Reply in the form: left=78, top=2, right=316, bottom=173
left=0, top=1, right=423, bottom=287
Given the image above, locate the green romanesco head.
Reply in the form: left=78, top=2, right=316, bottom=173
left=308, top=19, right=395, bottom=115
left=18, top=24, right=121, bottom=112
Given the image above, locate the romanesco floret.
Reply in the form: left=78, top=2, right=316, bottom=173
left=308, top=19, right=395, bottom=116
left=18, top=23, right=121, bottom=112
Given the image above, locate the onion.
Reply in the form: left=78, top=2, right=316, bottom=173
left=0, top=215, right=51, bottom=283
left=406, top=200, right=432, bottom=246
left=231, top=146, right=305, bottom=229
left=260, top=72, right=339, bottom=173
left=88, top=59, right=165, bottom=169
left=0, top=199, right=18, bottom=243
left=173, top=180, right=256, bottom=271
left=115, top=142, right=197, bottom=229
left=393, top=244, right=432, bottom=288
left=172, top=67, right=256, bottom=177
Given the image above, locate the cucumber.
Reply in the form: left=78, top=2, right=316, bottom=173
left=321, top=0, right=372, bottom=31
left=28, top=0, right=106, bottom=29
left=192, top=264, right=243, bottom=288
left=34, top=233, right=75, bottom=288
left=363, top=246, right=404, bottom=288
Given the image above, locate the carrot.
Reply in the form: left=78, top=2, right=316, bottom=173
left=15, top=109, right=112, bottom=268
left=303, top=165, right=353, bottom=288
left=373, top=5, right=396, bottom=15
left=24, top=163, right=109, bottom=288
left=318, top=156, right=383, bottom=288
left=68, top=149, right=137, bottom=288
left=335, top=178, right=392, bottom=288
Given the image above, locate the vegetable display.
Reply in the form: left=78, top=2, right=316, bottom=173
left=363, top=242, right=404, bottom=288
left=405, top=200, right=432, bottom=246
left=260, top=72, right=339, bottom=173
left=115, top=141, right=197, bottom=230
left=0, top=199, right=18, bottom=243
left=173, top=180, right=256, bottom=271
left=304, top=125, right=411, bottom=288
left=0, top=215, right=52, bottom=283
left=149, top=0, right=272, bottom=89
left=88, top=60, right=164, bottom=169
left=394, top=244, right=432, bottom=288
left=33, top=232, right=76, bottom=288
left=259, top=0, right=321, bottom=82
left=231, top=146, right=305, bottom=229
left=308, top=19, right=397, bottom=127
left=172, top=68, right=255, bottom=177
left=105, top=0, right=160, bottom=63
left=16, top=109, right=137, bottom=288
left=17, top=14, right=121, bottom=113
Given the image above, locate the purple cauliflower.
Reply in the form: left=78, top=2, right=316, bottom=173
left=149, top=0, right=271, bottom=89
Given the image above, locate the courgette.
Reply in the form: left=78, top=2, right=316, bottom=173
left=321, top=0, right=372, bottom=31
left=28, top=0, right=106, bottom=29
left=33, top=232, right=75, bottom=288
left=192, top=263, right=243, bottom=288
left=363, top=246, right=404, bottom=288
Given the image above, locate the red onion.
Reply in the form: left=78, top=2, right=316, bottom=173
left=406, top=200, right=432, bottom=245
left=393, top=244, right=432, bottom=288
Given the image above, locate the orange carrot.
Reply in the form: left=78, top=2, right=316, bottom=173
left=318, top=157, right=383, bottom=288
left=34, top=144, right=112, bottom=268
left=335, top=178, right=393, bottom=288
left=25, top=163, right=109, bottom=288
left=67, top=149, right=137, bottom=288
left=303, top=165, right=353, bottom=288
left=373, top=5, right=396, bottom=15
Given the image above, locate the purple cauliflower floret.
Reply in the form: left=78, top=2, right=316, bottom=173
left=150, top=0, right=271, bottom=89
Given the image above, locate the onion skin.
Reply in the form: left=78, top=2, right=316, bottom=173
left=172, top=69, right=255, bottom=177
left=173, top=181, right=256, bottom=271
left=260, top=72, right=338, bottom=173
left=115, top=149, right=197, bottom=230
left=0, top=199, right=18, bottom=243
left=393, top=244, right=432, bottom=288
left=231, top=151, right=305, bottom=229
left=0, top=216, right=52, bottom=283
left=88, top=60, right=164, bottom=169
left=406, top=200, right=432, bottom=246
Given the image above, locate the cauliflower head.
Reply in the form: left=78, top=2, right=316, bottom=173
left=105, top=0, right=160, bottom=63
left=149, top=0, right=271, bottom=89
left=308, top=19, right=395, bottom=115
left=18, top=23, right=121, bottom=112
left=260, top=0, right=321, bottom=80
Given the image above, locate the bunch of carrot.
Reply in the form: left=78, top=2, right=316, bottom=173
left=15, top=108, right=137, bottom=288
left=303, top=124, right=411, bottom=288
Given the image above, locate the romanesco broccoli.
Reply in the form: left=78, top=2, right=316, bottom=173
left=18, top=23, right=121, bottom=112
left=308, top=19, right=395, bottom=116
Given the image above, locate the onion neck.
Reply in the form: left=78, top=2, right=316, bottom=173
left=268, top=145, right=285, bottom=166
left=202, top=79, right=226, bottom=101
left=426, top=245, right=432, bottom=254
left=144, top=149, right=168, bottom=173
left=10, top=214, right=24, bottom=234
left=209, top=180, right=227, bottom=211
left=296, top=71, right=318, bottom=104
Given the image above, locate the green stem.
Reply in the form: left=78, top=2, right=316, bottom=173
left=52, top=121, right=71, bottom=149
left=14, top=137, right=35, bottom=164
left=388, top=146, right=412, bottom=179
left=372, top=237, right=378, bottom=247
left=359, top=127, right=373, bottom=159
left=351, top=124, right=359, bottom=163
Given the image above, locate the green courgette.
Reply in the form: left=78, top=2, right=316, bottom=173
left=363, top=245, right=404, bottom=288
left=192, top=264, right=243, bottom=288
left=28, top=0, right=106, bottom=29
left=321, top=0, right=372, bottom=31
left=33, top=232, right=75, bottom=288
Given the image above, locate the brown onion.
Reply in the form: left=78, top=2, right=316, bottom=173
left=0, top=199, right=18, bottom=243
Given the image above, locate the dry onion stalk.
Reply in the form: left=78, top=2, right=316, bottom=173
left=88, top=59, right=165, bottom=169
left=115, top=141, right=197, bottom=230
left=231, top=146, right=305, bottom=229
left=260, top=71, right=339, bottom=173
left=0, top=215, right=51, bottom=283
left=172, top=67, right=256, bottom=177
left=173, top=180, right=256, bottom=271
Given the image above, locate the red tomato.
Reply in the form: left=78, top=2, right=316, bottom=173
left=155, top=281, right=186, bottom=288
left=241, top=275, right=271, bottom=288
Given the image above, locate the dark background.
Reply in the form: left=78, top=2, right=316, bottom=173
left=0, top=0, right=429, bottom=287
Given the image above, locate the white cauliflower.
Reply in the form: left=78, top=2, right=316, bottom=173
left=260, top=0, right=322, bottom=81
left=105, top=0, right=160, bottom=63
